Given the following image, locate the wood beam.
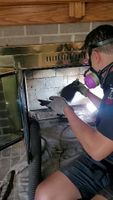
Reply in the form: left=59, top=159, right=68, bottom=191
left=0, top=1, right=112, bottom=25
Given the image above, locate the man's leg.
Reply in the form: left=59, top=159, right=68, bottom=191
left=35, top=171, right=82, bottom=200
left=35, top=153, right=111, bottom=200
left=91, top=195, right=107, bottom=200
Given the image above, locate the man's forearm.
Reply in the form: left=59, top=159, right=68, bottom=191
left=86, top=90, right=101, bottom=109
left=64, top=105, right=99, bottom=159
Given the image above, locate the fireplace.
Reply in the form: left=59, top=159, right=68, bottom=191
left=0, top=42, right=101, bottom=151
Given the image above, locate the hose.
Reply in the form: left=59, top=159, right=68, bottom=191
left=28, top=117, right=41, bottom=200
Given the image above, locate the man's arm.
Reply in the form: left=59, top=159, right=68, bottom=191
left=47, top=96, right=113, bottom=161
left=86, top=90, right=101, bottom=109
left=64, top=105, right=113, bottom=161
left=74, top=80, right=102, bottom=109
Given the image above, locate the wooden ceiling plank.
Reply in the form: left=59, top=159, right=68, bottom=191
left=0, top=0, right=112, bottom=6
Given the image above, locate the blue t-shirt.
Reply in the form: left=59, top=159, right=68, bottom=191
left=96, top=72, right=113, bottom=141
left=96, top=71, right=113, bottom=163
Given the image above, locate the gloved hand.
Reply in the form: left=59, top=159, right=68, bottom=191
left=60, top=79, right=89, bottom=102
left=73, top=79, right=89, bottom=97
left=47, top=96, right=69, bottom=115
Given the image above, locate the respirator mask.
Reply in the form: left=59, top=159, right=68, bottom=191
left=84, top=67, right=100, bottom=89
left=83, top=38, right=113, bottom=89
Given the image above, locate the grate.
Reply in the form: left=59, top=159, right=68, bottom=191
left=41, top=50, right=82, bottom=68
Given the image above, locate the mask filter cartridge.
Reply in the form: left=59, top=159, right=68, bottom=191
left=84, top=72, right=100, bottom=89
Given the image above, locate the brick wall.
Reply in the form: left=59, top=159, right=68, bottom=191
left=0, top=22, right=113, bottom=47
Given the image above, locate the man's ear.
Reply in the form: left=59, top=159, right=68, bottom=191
left=92, top=49, right=101, bottom=64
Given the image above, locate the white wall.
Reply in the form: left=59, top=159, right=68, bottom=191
left=26, top=66, right=103, bottom=111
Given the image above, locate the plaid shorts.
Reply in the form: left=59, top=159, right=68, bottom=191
left=60, top=153, right=113, bottom=200
left=98, top=185, right=113, bottom=200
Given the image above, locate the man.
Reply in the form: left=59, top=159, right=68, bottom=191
left=35, top=24, right=113, bottom=200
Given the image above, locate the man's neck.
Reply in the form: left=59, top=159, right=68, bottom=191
left=100, top=53, right=113, bottom=70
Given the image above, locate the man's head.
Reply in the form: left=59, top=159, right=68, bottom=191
left=83, top=24, right=113, bottom=71
left=84, top=24, right=113, bottom=55
left=83, top=24, right=113, bottom=88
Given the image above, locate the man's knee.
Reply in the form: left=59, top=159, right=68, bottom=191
left=91, top=194, right=107, bottom=200
left=35, top=182, right=50, bottom=200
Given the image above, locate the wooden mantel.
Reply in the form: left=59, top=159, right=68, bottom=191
left=0, top=0, right=113, bottom=25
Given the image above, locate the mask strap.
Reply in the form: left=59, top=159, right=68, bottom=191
left=84, top=68, right=90, bottom=77
left=83, top=47, right=93, bottom=77
left=88, top=47, right=93, bottom=67
left=98, top=62, right=113, bottom=86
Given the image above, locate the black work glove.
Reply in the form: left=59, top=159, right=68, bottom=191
left=60, top=79, right=89, bottom=102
